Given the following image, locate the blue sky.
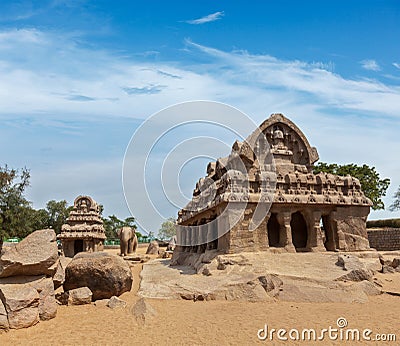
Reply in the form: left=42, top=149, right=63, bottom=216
left=0, top=1, right=399, bottom=232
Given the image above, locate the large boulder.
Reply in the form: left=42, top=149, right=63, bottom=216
left=146, top=241, right=159, bottom=255
left=0, top=229, right=58, bottom=278
left=0, top=299, right=9, bottom=331
left=0, top=275, right=57, bottom=329
left=30, top=277, right=57, bottom=321
left=63, top=252, right=133, bottom=300
left=0, top=281, right=40, bottom=329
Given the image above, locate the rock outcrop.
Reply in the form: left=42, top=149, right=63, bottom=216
left=67, top=287, right=92, bottom=305
left=0, top=299, right=8, bottom=330
left=0, top=280, right=39, bottom=329
left=107, top=296, right=127, bottom=309
left=146, top=241, right=159, bottom=255
left=336, top=269, right=373, bottom=282
left=0, top=229, right=58, bottom=278
left=131, top=298, right=156, bottom=325
left=63, top=252, right=133, bottom=300
left=380, top=257, right=400, bottom=273
left=0, top=229, right=60, bottom=330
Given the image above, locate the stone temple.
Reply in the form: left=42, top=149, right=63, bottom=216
left=58, top=195, right=106, bottom=257
left=174, top=113, right=372, bottom=256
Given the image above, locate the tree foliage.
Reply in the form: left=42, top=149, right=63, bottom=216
left=313, top=162, right=390, bottom=210
left=158, top=217, right=177, bottom=240
left=389, top=186, right=400, bottom=212
left=44, top=200, right=73, bottom=234
left=0, top=166, right=32, bottom=241
left=102, top=215, right=139, bottom=239
left=0, top=165, right=143, bottom=247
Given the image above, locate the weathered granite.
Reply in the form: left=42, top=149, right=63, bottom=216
left=174, top=113, right=372, bottom=258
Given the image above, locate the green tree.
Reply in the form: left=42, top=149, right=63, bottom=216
left=30, top=208, right=50, bottom=231
left=389, top=186, right=400, bottom=211
left=158, top=217, right=176, bottom=241
left=102, top=215, right=138, bottom=239
left=45, top=200, right=73, bottom=234
left=314, top=162, right=390, bottom=210
left=0, top=166, right=32, bottom=244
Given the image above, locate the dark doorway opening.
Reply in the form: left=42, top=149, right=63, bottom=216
left=290, top=212, right=308, bottom=250
left=74, top=239, right=84, bottom=254
left=322, top=215, right=336, bottom=251
left=267, top=213, right=280, bottom=247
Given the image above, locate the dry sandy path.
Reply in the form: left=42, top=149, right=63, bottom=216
left=1, top=247, right=399, bottom=345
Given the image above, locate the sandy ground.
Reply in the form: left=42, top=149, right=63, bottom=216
left=1, top=245, right=399, bottom=345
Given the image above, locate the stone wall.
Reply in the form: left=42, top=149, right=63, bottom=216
left=367, top=228, right=400, bottom=251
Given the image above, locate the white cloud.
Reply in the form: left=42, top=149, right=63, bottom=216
left=185, top=11, right=224, bottom=25
left=360, top=59, right=381, bottom=71
left=393, top=62, right=400, bottom=69
left=1, top=28, right=400, bottom=222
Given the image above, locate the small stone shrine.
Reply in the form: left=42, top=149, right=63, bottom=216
left=175, top=113, right=372, bottom=255
left=58, top=195, right=106, bottom=257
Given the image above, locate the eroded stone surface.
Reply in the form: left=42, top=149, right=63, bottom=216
left=67, top=287, right=92, bottom=305
left=0, top=282, right=40, bottom=329
left=0, top=276, right=57, bottom=324
left=64, top=252, right=133, bottom=300
left=131, top=298, right=156, bottom=325
left=0, top=229, right=58, bottom=278
left=146, top=241, right=159, bottom=255
left=140, top=252, right=385, bottom=303
left=174, top=113, right=372, bottom=259
left=106, top=296, right=127, bottom=309
left=0, top=299, right=9, bottom=331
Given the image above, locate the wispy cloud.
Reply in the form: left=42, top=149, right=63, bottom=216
left=360, top=59, right=381, bottom=71
left=1, top=29, right=399, bottom=220
left=122, top=84, right=166, bottom=95
left=393, top=62, right=400, bottom=70
left=156, top=70, right=182, bottom=79
left=67, top=94, right=96, bottom=101
left=185, top=11, right=224, bottom=25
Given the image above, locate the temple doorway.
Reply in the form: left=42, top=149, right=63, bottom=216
left=290, top=212, right=308, bottom=250
left=267, top=213, right=280, bottom=247
left=74, top=239, right=84, bottom=255
left=322, top=215, right=337, bottom=251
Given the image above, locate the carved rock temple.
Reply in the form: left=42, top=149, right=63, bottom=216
left=58, top=195, right=106, bottom=257
left=174, top=113, right=372, bottom=256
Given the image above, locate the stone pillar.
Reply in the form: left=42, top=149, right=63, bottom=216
left=277, top=212, right=295, bottom=252
left=217, top=213, right=230, bottom=252
left=175, top=224, right=184, bottom=253
left=206, top=222, right=215, bottom=250
left=249, top=204, right=270, bottom=251
left=307, top=210, right=326, bottom=252
left=191, top=226, right=198, bottom=253
left=188, top=226, right=193, bottom=252
left=198, top=223, right=208, bottom=253
left=183, top=226, right=189, bottom=252
left=331, top=211, right=348, bottom=251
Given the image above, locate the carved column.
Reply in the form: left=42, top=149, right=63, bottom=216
left=198, top=223, right=207, bottom=253
left=175, top=224, right=184, bottom=253
left=307, top=210, right=326, bottom=252
left=216, top=210, right=230, bottom=253
left=277, top=211, right=296, bottom=252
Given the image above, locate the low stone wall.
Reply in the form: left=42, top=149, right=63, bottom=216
left=367, top=228, right=400, bottom=251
